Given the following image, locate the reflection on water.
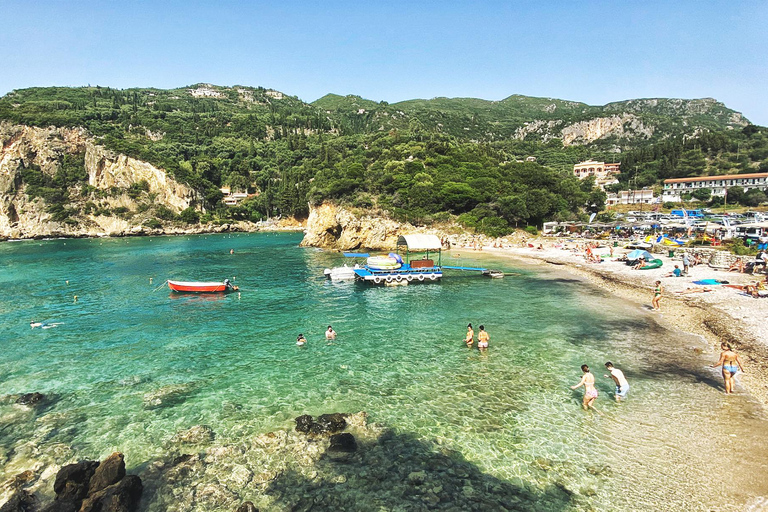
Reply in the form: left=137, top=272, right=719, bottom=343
left=0, top=233, right=767, bottom=511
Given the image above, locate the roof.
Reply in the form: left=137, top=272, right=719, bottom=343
left=664, top=173, right=768, bottom=184
left=396, top=234, right=442, bottom=251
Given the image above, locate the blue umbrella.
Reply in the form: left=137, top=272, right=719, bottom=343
left=627, top=249, right=653, bottom=260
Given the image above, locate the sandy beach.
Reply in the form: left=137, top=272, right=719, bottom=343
left=468, top=240, right=768, bottom=409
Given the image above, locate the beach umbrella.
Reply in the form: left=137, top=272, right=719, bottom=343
left=627, top=249, right=653, bottom=260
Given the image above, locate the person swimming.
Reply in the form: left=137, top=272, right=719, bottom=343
left=465, top=323, right=474, bottom=347
left=30, top=321, right=63, bottom=329
left=325, top=326, right=337, bottom=340
left=571, top=364, right=601, bottom=413
left=477, top=325, right=489, bottom=349
left=296, top=334, right=307, bottom=346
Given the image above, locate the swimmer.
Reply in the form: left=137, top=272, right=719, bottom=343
left=296, top=334, right=307, bottom=346
left=325, top=325, right=337, bottom=340
left=571, top=364, right=601, bottom=413
left=31, top=321, right=63, bottom=329
left=651, top=281, right=662, bottom=311
left=603, top=362, right=629, bottom=402
left=230, top=249, right=234, bottom=254
left=477, top=325, right=489, bottom=349
left=711, top=342, right=744, bottom=394
left=465, top=323, right=474, bottom=348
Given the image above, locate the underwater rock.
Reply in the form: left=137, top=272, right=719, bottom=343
left=88, top=452, right=126, bottom=495
left=234, top=501, right=258, bottom=512
left=142, top=383, right=195, bottom=409
left=171, top=425, right=215, bottom=444
left=39, top=500, right=78, bottom=512
left=53, top=460, right=100, bottom=502
left=312, top=413, right=347, bottom=435
left=344, top=411, right=368, bottom=428
left=15, top=393, right=44, bottom=407
left=294, top=415, right=313, bottom=433
left=195, top=482, right=237, bottom=510
left=326, top=433, right=357, bottom=461
left=79, top=474, right=142, bottom=512
left=0, top=490, right=35, bottom=512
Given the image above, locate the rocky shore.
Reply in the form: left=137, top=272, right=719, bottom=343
left=0, top=410, right=580, bottom=512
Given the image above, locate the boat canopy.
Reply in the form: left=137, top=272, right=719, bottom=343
left=396, top=234, right=442, bottom=251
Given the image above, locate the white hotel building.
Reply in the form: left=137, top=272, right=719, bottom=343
left=662, top=173, right=768, bottom=202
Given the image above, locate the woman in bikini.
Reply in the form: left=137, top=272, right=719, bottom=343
left=711, top=342, right=744, bottom=394
left=477, top=325, right=490, bottom=350
left=571, top=364, right=600, bottom=413
left=465, top=323, right=474, bottom=348
left=652, top=281, right=663, bottom=311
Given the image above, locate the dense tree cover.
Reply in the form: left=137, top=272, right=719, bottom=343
left=615, top=125, right=768, bottom=190
left=1, top=85, right=751, bottom=230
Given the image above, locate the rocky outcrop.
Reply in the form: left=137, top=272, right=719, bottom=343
left=560, top=114, right=653, bottom=145
left=0, top=123, right=200, bottom=239
left=85, top=143, right=196, bottom=212
left=300, top=202, right=444, bottom=251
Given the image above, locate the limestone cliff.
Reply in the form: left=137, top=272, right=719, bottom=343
left=300, top=203, right=443, bottom=251
left=0, top=123, right=200, bottom=239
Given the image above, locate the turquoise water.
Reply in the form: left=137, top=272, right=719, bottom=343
left=1, top=233, right=768, bottom=511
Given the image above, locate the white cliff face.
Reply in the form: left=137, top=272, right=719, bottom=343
left=560, top=115, right=653, bottom=146
left=85, top=143, right=196, bottom=212
left=0, top=123, right=198, bottom=238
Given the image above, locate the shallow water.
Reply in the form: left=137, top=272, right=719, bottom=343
left=1, top=233, right=767, bottom=511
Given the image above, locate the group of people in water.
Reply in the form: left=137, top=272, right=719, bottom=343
left=296, top=325, right=336, bottom=346
left=571, top=342, right=745, bottom=413
left=464, top=323, right=490, bottom=350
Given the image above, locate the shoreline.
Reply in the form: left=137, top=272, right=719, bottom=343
left=473, top=242, right=768, bottom=409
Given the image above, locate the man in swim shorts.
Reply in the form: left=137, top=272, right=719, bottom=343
left=571, top=364, right=600, bottom=412
left=604, top=362, right=630, bottom=402
left=477, top=325, right=489, bottom=349
left=325, top=326, right=337, bottom=340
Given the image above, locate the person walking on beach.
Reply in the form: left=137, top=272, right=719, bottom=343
left=682, top=253, right=690, bottom=275
left=477, top=325, right=490, bottom=350
left=571, top=365, right=600, bottom=413
left=465, top=323, right=474, bottom=348
left=603, top=362, right=630, bottom=402
left=711, top=342, right=744, bottom=394
left=652, top=281, right=663, bottom=311
left=325, top=326, right=337, bottom=340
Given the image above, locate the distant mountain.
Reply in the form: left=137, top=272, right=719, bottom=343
left=313, top=94, right=749, bottom=148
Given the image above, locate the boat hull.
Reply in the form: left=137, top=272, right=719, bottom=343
left=168, top=280, right=231, bottom=293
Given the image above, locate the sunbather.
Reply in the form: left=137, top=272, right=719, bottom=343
left=728, top=258, right=745, bottom=273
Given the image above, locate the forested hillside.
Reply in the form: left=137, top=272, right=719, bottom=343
left=0, top=84, right=757, bottom=235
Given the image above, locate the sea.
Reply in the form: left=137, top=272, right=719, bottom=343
left=1, top=232, right=767, bottom=511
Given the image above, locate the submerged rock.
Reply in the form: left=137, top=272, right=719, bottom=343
left=234, top=502, right=258, bottom=512
left=171, top=425, right=215, bottom=445
left=294, top=415, right=313, bottom=434
left=142, top=383, right=195, bottom=409
left=15, top=393, right=44, bottom=407
left=0, top=490, right=35, bottom=512
left=326, top=433, right=357, bottom=461
left=311, top=413, right=347, bottom=435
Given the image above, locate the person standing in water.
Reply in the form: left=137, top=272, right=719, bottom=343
left=603, top=362, right=630, bottom=402
left=571, top=364, right=600, bottom=413
left=477, top=325, right=490, bottom=350
left=652, top=281, right=663, bottom=311
left=464, top=323, right=474, bottom=348
left=711, top=342, right=744, bottom=394
left=325, top=326, right=337, bottom=340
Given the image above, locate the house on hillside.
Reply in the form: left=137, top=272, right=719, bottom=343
left=662, top=173, right=768, bottom=202
left=607, top=189, right=655, bottom=206
left=220, top=187, right=249, bottom=206
left=573, top=160, right=621, bottom=190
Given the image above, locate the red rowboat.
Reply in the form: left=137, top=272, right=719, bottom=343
left=167, top=280, right=238, bottom=293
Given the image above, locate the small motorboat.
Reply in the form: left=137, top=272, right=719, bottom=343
left=168, top=279, right=238, bottom=293
left=324, top=264, right=358, bottom=281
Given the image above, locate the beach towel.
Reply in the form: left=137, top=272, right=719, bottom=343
left=693, top=279, right=728, bottom=285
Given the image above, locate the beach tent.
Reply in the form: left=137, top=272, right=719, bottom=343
left=627, top=249, right=653, bottom=260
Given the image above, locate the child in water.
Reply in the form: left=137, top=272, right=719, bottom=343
left=296, top=334, right=307, bottom=346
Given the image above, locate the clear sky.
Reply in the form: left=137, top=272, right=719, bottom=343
left=1, top=0, right=766, bottom=124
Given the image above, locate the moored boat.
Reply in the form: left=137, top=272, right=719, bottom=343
left=168, top=279, right=238, bottom=293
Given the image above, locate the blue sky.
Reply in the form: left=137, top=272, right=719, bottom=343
left=1, top=0, right=767, bottom=124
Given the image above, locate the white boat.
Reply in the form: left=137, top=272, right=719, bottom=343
left=324, top=264, right=358, bottom=281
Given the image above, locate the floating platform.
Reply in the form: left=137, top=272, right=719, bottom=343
left=354, top=263, right=443, bottom=284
